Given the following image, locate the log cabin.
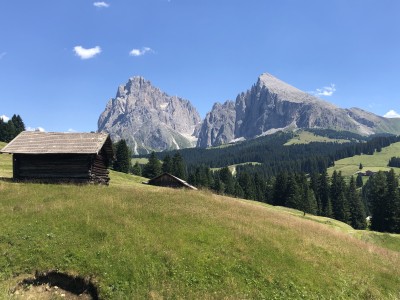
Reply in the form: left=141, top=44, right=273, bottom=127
left=146, top=172, right=198, bottom=190
left=0, top=131, right=114, bottom=184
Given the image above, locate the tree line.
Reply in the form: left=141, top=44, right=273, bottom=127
left=115, top=133, right=400, bottom=233
left=0, top=115, right=25, bottom=142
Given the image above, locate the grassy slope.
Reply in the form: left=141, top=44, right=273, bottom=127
left=284, top=130, right=350, bottom=145
left=328, top=141, right=400, bottom=177
left=1, top=153, right=400, bottom=299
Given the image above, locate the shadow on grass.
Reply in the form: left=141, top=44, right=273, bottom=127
left=15, top=270, right=99, bottom=299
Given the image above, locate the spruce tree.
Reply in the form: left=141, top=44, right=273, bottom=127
left=330, top=171, right=350, bottom=223
left=319, top=171, right=333, bottom=217
left=219, top=167, right=235, bottom=195
left=285, top=173, right=301, bottom=209
left=347, top=176, right=367, bottom=229
left=162, top=154, right=173, bottom=173
left=172, top=152, right=187, bottom=180
left=113, top=139, right=131, bottom=173
left=273, top=172, right=288, bottom=206
left=143, top=152, right=162, bottom=179
left=385, top=169, right=400, bottom=233
left=234, top=181, right=245, bottom=198
left=131, top=161, right=142, bottom=176
left=368, top=171, right=388, bottom=232
left=11, top=114, right=25, bottom=134
left=356, top=173, right=364, bottom=187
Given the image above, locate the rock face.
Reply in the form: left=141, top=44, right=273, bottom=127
left=196, top=101, right=236, bottom=148
left=197, top=73, right=400, bottom=147
left=98, top=77, right=201, bottom=154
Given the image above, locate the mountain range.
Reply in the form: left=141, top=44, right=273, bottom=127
left=98, top=73, right=400, bottom=152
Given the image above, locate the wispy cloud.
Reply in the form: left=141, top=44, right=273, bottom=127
left=311, top=84, right=336, bottom=97
left=73, top=46, right=101, bottom=59
left=0, top=114, right=10, bottom=122
left=129, top=47, right=154, bottom=57
left=0, top=52, right=6, bottom=60
left=384, top=110, right=400, bottom=118
left=67, top=128, right=77, bottom=133
left=93, top=2, right=110, bottom=8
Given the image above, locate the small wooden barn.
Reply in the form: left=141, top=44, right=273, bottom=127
left=0, top=131, right=114, bottom=184
left=147, top=173, right=198, bottom=190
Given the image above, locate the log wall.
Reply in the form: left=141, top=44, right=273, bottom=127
left=13, top=153, right=110, bottom=184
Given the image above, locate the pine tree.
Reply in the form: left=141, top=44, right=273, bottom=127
left=273, top=172, right=288, bottom=206
left=219, top=167, right=235, bottom=195
left=368, top=171, right=388, bottom=232
left=330, top=171, right=349, bottom=223
left=356, top=173, right=364, bottom=187
left=237, top=172, right=256, bottom=200
left=385, top=169, right=400, bottom=233
left=11, top=114, right=25, bottom=134
left=347, top=176, right=367, bottom=229
left=319, top=171, right=333, bottom=217
left=113, top=140, right=131, bottom=173
left=143, top=152, right=162, bottom=179
left=234, top=180, right=245, bottom=198
left=162, top=154, right=173, bottom=173
left=286, top=173, right=301, bottom=209
left=310, top=172, right=322, bottom=215
left=131, top=161, right=142, bottom=176
left=172, top=152, right=187, bottom=180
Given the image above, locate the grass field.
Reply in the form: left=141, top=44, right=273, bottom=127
left=284, top=130, right=350, bottom=145
left=328, top=141, right=400, bottom=177
left=1, top=149, right=400, bottom=299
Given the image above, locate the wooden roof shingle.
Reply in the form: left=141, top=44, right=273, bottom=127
left=0, top=131, right=113, bottom=157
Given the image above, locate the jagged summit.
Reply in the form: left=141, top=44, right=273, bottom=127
left=98, top=76, right=201, bottom=154
left=196, top=73, right=400, bottom=148
left=98, top=73, right=400, bottom=151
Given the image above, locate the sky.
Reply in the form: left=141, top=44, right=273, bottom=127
left=1, top=0, right=400, bottom=132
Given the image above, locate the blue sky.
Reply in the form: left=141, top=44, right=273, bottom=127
left=1, top=0, right=400, bottom=132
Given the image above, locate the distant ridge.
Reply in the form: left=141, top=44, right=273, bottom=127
left=196, top=73, right=400, bottom=147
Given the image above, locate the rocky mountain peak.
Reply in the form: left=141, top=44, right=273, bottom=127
left=98, top=76, right=201, bottom=154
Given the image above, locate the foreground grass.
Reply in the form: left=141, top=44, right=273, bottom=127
left=328, top=141, right=400, bottom=177
left=1, top=154, right=400, bottom=298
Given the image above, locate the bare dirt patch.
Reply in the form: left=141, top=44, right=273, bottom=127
left=9, top=271, right=99, bottom=300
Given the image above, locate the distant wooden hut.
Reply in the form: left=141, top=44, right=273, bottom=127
left=0, top=131, right=114, bottom=184
left=146, top=173, right=197, bottom=190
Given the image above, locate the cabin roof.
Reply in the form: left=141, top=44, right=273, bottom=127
left=0, top=131, right=113, bottom=158
left=148, top=172, right=198, bottom=190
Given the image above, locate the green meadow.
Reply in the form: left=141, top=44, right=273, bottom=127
left=328, top=141, right=400, bottom=177
left=0, top=147, right=400, bottom=299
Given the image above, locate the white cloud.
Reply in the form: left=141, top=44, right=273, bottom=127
left=0, top=114, right=10, bottom=122
left=312, top=84, right=336, bottom=97
left=93, top=2, right=109, bottom=8
left=26, top=126, right=46, bottom=132
left=384, top=110, right=400, bottom=118
left=67, top=128, right=77, bottom=133
left=129, top=47, right=153, bottom=57
left=73, top=46, right=101, bottom=60
left=0, top=52, right=6, bottom=60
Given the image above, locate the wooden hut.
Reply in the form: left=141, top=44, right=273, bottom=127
left=147, top=173, right=197, bottom=190
left=0, top=131, right=114, bottom=184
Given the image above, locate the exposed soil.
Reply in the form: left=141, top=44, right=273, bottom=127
left=10, top=271, right=99, bottom=300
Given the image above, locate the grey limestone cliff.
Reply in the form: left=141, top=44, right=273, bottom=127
left=98, top=77, right=201, bottom=154
left=197, top=73, right=400, bottom=147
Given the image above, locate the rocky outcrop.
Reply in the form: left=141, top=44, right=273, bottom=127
left=197, top=73, right=400, bottom=147
left=98, top=77, right=201, bottom=154
left=196, top=101, right=236, bottom=148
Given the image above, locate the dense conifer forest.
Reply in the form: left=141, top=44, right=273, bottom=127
left=135, top=129, right=400, bottom=233
left=0, top=115, right=25, bottom=142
